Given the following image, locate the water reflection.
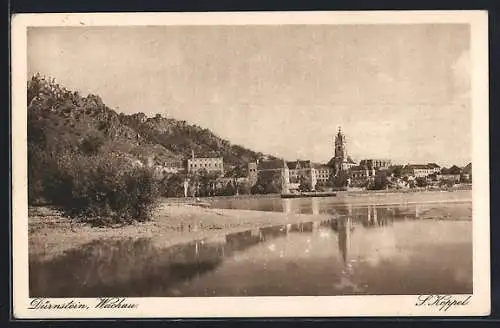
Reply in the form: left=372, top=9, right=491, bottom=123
left=283, top=198, right=292, bottom=214
left=30, top=216, right=360, bottom=297
left=312, top=197, right=320, bottom=215
left=30, top=201, right=472, bottom=297
left=212, top=196, right=450, bottom=220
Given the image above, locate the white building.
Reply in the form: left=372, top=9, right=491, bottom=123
left=312, top=164, right=332, bottom=184
left=187, top=157, right=224, bottom=174
left=403, top=164, right=440, bottom=178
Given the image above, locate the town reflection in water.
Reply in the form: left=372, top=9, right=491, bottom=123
left=30, top=201, right=472, bottom=297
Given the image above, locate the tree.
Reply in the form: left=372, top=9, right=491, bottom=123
left=297, top=175, right=312, bottom=192
left=194, top=169, right=219, bottom=197
left=391, top=165, right=403, bottom=178
left=219, top=181, right=237, bottom=196
left=250, top=170, right=282, bottom=194
left=415, top=177, right=428, bottom=188
left=298, top=180, right=311, bottom=192
left=439, top=179, right=455, bottom=188
left=160, top=173, right=186, bottom=198
left=263, top=181, right=280, bottom=194
left=250, top=183, right=265, bottom=194
left=370, top=171, right=389, bottom=190
left=79, top=134, right=104, bottom=155
left=237, top=181, right=251, bottom=195
left=315, top=180, right=326, bottom=191
left=40, top=152, right=160, bottom=225
left=226, top=164, right=247, bottom=179
left=250, top=179, right=280, bottom=194
left=328, top=170, right=349, bottom=188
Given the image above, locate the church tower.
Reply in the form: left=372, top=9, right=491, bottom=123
left=333, top=127, right=347, bottom=175
left=327, top=126, right=356, bottom=178
left=334, top=127, right=347, bottom=161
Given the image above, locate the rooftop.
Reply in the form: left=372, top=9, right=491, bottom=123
left=405, top=164, right=436, bottom=170
left=311, top=163, right=330, bottom=170
left=188, top=157, right=223, bottom=161
left=463, top=163, right=472, bottom=173
left=346, top=156, right=356, bottom=164
left=441, top=165, right=462, bottom=175
left=257, top=159, right=287, bottom=170
left=286, top=160, right=312, bottom=170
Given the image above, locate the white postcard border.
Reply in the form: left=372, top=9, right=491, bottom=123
left=11, top=10, right=490, bottom=318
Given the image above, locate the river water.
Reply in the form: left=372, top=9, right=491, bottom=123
left=30, top=194, right=472, bottom=297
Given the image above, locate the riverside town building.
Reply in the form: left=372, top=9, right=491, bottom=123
left=245, top=127, right=471, bottom=193
left=187, top=151, right=224, bottom=174
left=151, top=127, right=470, bottom=194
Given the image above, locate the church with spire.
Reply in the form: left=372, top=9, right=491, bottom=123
left=327, top=127, right=357, bottom=175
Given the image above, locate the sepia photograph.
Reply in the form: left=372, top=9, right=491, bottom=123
left=11, top=11, right=490, bottom=318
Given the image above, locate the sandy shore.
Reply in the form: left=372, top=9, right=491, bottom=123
left=29, top=190, right=472, bottom=262
left=28, top=203, right=332, bottom=262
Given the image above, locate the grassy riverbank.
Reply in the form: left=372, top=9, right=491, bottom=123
left=29, top=190, right=472, bottom=262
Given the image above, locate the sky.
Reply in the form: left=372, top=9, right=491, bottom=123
left=28, top=24, right=471, bottom=167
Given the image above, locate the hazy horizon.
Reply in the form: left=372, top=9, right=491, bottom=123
left=28, top=24, right=471, bottom=167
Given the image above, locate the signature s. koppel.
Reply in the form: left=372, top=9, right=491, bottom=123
left=415, top=295, right=472, bottom=311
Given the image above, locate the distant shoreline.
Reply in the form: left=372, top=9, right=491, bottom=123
left=164, top=189, right=472, bottom=206
left=161, top=185, right=472, bottom=202
left=29, top=186, right=472, bottom=206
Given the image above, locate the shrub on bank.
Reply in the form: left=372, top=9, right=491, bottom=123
left=159, top=173, right=186, bottom=198
left=44, top=152, right=159, bottom=225
left=28, top=145, right=58, bottom=205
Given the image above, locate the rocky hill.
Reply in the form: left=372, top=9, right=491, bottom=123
left=27, top=74, right=272, bottom=171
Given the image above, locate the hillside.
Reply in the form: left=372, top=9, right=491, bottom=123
left=27, top=74, right=272, bottom=171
